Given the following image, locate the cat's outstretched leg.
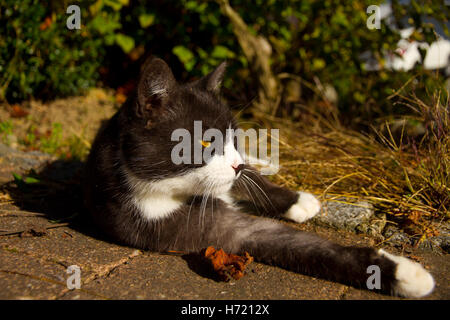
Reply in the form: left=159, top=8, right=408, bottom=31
left=231, top=165, right=321, bottom=223
left=209, top=208, right=435, bottom=298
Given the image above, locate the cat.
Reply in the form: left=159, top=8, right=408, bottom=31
left=83, top=56, right=434, bottom=298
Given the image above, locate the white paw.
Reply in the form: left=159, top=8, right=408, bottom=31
left=284, top=192, right=321, bottom=223
left=379, top=249, right=435, bottom=298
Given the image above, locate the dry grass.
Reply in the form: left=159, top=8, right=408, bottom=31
left=248, top=92, right=449, bottom=244
left=0, top=89, right=117, bottom=159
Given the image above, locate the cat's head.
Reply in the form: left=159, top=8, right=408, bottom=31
left=122, top=57, right=243, bottom=196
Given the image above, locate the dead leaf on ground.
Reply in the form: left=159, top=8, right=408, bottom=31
left=407, top=254, right=423, bottom=263
left=10, top=104, right=29, bottom=118
left=202, top=246, right=253, bottom=282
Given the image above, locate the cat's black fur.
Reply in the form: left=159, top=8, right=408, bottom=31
left=84, top=57, right=410, bottom=296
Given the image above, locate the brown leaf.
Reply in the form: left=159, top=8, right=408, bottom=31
left=39, top=16, right=52, bottom=31
left=10, top=104, right=29, bottom=118
left=202, top=246, right=253, bottom=281
left=407, top=254, right=422, bottom=263
left=115, top=81, right=136, bottom=105
left=115, top=92, right=127, bottom=104
left=128, top=45, right=145, bottom=61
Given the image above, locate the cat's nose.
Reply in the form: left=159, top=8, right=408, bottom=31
left=232, top=163, right=244, bottom=175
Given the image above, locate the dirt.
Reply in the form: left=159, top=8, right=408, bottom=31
left=0, top=88, right=118, bottom=151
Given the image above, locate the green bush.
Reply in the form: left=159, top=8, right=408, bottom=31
left=0, top=0, right=103, bottom=101
left=0, top=0, right=448, bottom=123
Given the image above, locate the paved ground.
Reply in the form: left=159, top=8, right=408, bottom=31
left=0, top=144, right=448, bottom=300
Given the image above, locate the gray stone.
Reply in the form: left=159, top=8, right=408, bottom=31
left=381, top=222, right=450, bottom=253
left=365, top=213, right=387, bottom=237
left=313, top=198, right=375, bottom=233
left=0, top=143, right=55, bottom=184
left=0, top=143, right=52, bottom=171
left=418, top=222, right=450, bottom=253
left=382, top=225, right=412, bottom=247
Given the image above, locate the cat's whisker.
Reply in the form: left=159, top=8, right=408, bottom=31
left=241, top=174, right=267, bottom=209
left=205, top=181, right=216, bottom=229
left=245, top=178, right=271, bottom=213
left=239, top=175, right=262, bottom=212
left=186, top=194, right=198, bottom=234
left=200, top=190, right=209, bottom=230
left=242, top=172, right=276, bottom=212
left=199, top=181, right=213, bottom=231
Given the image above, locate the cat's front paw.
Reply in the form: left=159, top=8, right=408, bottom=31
left=284, top=192, right=321, bottom=223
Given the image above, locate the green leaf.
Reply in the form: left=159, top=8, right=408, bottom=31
left=353, top=91, right=365, bottom=103
left=185, top=1, right=207, bottom=13
left=139, top=13, right=155, bottom=28
left=173, top=45, right=196, bottom=71
left=104, top=0, right=125, bottom=11
left=312, top=58, right=326, bottom=71
left=115, top=34, right=135, bottom=53
left=12, top=173, right=23, bottom=183
left=197, top=48, right=208, bottom=59
left=211, top=45, right=235, bottom=59
left=105, top=34, right=116, bottom=46
left=90, top=15, right=121, bottom=35
left=24, top=177, right=40, bottom=184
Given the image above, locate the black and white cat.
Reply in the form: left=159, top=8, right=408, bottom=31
left=83, top=57, right=434, bottom=298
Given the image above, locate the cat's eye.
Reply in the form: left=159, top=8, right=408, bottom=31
left=200, top=140, right=211, bottom=148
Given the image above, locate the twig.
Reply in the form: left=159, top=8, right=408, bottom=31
left=0, top=223, right=69, bottom=236
left=0, top=209, right=47, bottom=218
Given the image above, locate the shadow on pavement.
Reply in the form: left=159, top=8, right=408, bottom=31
left=181, top=252, right=224, bottom=282
left=3, top=159, right=112, bottom=243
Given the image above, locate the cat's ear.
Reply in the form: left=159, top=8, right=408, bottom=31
left=136, top=57, right=176, bottom=114
left=196, top=61, right=227, bottom=94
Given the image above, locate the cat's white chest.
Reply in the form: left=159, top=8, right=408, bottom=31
left=124, top=169, right=187, bottom=220
left=132, top=194, right=183, bottom=220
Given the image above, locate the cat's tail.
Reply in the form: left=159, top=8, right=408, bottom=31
left=213, top=210, right=435, bottom=298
